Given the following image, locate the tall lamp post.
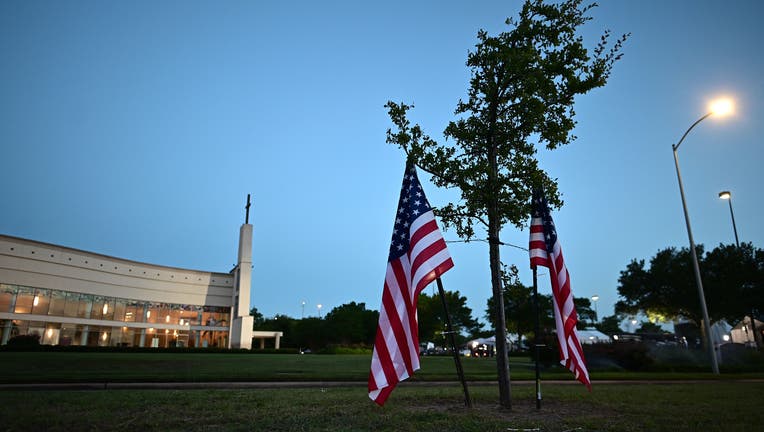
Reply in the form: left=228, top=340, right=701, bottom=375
left=719, top=191, right=756, bottom=347
left=718, top=191, right=740, bottom=247
left=591, top=295, right=600, bottom=323
left=672, top=98, right=732, bottom=375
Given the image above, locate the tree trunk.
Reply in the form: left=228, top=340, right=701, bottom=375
left=486, top=97, right=511, bottom=407
left=489, top=216, right=512, bottom=409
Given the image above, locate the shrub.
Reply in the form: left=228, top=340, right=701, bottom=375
left=6, top=334, right=41, bottom=348
left=584, top=341, right=653, bottom=371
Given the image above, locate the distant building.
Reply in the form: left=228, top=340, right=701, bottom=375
left=0, top=223, right=256, bottom=349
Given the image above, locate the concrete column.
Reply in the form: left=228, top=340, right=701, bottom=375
left=230, top=223, right=254, bottom=349
left=80, top=325, right=89, bottom=346
left=1, top=321, right=12, bottom=345
left=275, top=333, right=281, bottom=350
left=1, top=292, right=14, bottom=344
left=235, top=224, right=253, bottom=318
left=259, top=338, right=265, bottom=349
left=8, top=292, right=17, bottom=313
left=139, top=328, right=146, bottom=347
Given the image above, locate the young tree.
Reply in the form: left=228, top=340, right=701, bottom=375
left=385, top=0, right=627, bottom=407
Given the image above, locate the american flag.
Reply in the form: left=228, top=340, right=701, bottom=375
left=529, top=188, right=591, bottom=390
left=368, top=161, right=454, bottom=405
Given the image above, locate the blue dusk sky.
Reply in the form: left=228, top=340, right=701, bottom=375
left=2, top=1, right=762, bottom=325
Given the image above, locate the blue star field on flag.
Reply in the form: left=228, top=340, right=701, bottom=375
left=388, top=163, right=432, bottom=262
left=532, top=190, right=558, bottom=254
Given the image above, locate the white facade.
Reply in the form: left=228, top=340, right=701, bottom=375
left=0, top=228, right=254, bottom=349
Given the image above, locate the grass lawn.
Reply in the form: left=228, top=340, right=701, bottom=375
left=1, top=351, right=754, bottom=383
left=0, top=352, right=536, bottom=383
left=1, top=352, right=763, bottom=430
left=0, top=382, right=762, bottom=431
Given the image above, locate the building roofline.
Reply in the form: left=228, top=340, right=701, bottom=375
left=0, top=233, right=230, bottom=276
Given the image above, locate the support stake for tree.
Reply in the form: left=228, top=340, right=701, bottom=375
left=532, top=265, right=542, bottom=410
left=436, top=277, right=472, bottom=408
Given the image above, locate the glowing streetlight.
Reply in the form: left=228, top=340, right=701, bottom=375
left=317, top=304, right=323, bottom=318
left=718, top=190, right=740, bottom=247
left=591, top=295, right=600, bottom=323
left=709, top=98, right=734, bottom=117
left=671, top=97, right=733, bottom=375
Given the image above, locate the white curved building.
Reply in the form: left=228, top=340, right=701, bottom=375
left=0, top=224, right=255, bottom=349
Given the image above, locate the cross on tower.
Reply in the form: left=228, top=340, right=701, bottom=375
left=245, top=194, right=251, bottom=224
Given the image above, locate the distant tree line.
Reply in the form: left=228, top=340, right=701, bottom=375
left=250, top=302, right=378, bottom=351
left=615, top=242, right=763, bottom=345
left=616, top=243, right=763, bottom=326
left=250, top=242, right=761, bottom=352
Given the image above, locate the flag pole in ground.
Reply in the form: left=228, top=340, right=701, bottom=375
left=368, top=161, right=455, bottom=406
left=531, top=265, right=542, bottom=410
left=529, top=187, right=591, bottom=390
left=435, top=277, right=472, bottom=408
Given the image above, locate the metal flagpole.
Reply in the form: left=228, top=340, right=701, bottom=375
left=436, top=277, right=472, bottom=408
left=531, top=265, right=542, bottom=409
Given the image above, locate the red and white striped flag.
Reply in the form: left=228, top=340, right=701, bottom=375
left=368, top=161, right=454, bottom=405
left=529, top=188, right=591, bottom=390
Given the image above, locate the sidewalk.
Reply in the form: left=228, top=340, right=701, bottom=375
left=3, top=378, right=760, bottom=391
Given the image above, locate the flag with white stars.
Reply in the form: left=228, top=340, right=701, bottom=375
left=368, top=161, right=453, bottom=406
left=529, top=187, right=591, bottom=390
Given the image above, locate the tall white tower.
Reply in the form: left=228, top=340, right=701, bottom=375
left=229, top=196, right=254, bottom=349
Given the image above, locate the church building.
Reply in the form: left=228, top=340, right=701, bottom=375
left=0, top=221, right=257, bottom=349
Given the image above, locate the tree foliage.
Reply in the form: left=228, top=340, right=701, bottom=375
left=386, top=0, right=627, bottom=237
left=616, top=242, right=764, bottom=327
left=384, top=0, right=627, bottom=407
left=417, top=289, right=483, bottom=346
left=486, top=266, right=553, bottom=339
left=486, top=266, right=596, bottom=340
left=596, top=314, right=623, bottom=336
left=323, top=302, right=378, bottom=346
left=252, top=303, right=379, bottom=351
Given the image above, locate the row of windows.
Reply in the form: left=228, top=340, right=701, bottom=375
left=1, top=319, right=229, bottom=348
left=0, top=284, right=230, bottom=327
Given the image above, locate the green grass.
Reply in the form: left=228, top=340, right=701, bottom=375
left=1, top=351, right=761, bottom=383
left=0, top=382, right=762, bottom=431
left=1, top=352, right=763, bottom=430
left=0, top=352, right=510, bottom=383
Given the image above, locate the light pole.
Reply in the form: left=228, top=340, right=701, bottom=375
left=719, top=191, right=757, bottom=348
left=301, top=301, right=306, bottom=319
left=672, top=98, right=732, bottom=375
left=317, top=304, right=323, bottom=318
left=591, top=295, right=600, bottom=323
left=718, top=191, right=740, bottom=247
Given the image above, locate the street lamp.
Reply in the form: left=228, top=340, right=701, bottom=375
left=718, top=191, right=740, bottom=247
left=317, top=304, right=323, bottom=318
left=672, top=98, right=732, bottom=375
left=720, top=191, right=757, bottom=348
left=591, top=295, right=600, bottom=323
